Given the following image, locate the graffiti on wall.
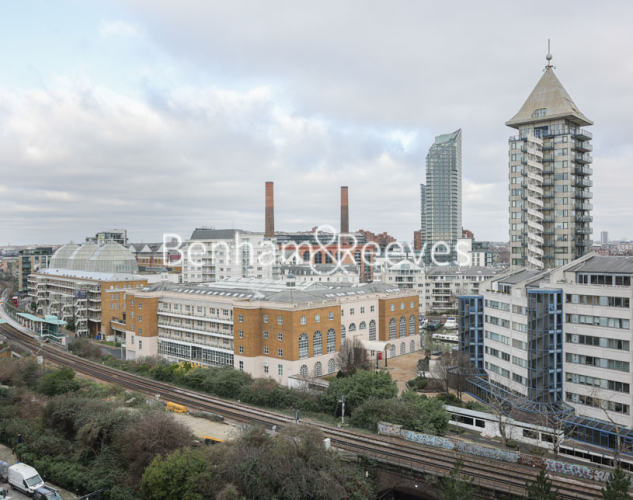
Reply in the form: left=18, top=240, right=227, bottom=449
left=456, top=441, right=518, bottom=463
left=377, top=422, right=625, bottom=484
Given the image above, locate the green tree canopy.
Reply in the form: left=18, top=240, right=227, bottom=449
left=321, top=370, right=398, bottom=416
left=602, top=467, right=631, bottom=500
left=525, top=469, right=558, bottom=500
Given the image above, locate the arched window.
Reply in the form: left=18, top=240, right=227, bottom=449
left=302, top=251, right=311, bottom=262
left=299, top=333, right=308, bottom=359
left=341, top=325, right=346, bottom=346
left=327, top=329, right=336, bottom=353
left=314, top=252, right=323, bottom=264
left=349, top=323, right=356, bottom=332
left=300, top=364, right=308, bottom=376
left=369, top=320, right=376, bottom=341
left=314, top=361, right=322, bottom=377
left=325, top=252, right=333, bottom=264
left=359, top=321, right=366, bottom=330
left=400, top=342, right=406, bottom=355
left=390, top=345, right=396, bottom=358
left=409, top=315, right=416, bottom=336
left=399, top=317, right=406, bottom=338
left=328, top=358, right=335, bottom=374
left=389, top=318, right=396, bottom=339
left=313, top=331, right=323, bottom=356
left=410, top=340, right=415, bottom=353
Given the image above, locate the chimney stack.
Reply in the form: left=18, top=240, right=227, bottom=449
left=340, top=186, right=349, bottom=244
left=265, top=182, right=275, bottom=238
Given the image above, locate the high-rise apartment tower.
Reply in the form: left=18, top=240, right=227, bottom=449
left=507, top=51, right=593, bottom=269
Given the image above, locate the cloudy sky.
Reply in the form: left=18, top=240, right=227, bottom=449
left=1, top=1, right=632, bottom=246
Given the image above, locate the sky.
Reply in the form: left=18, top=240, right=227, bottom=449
left=1, top=1, right=633, bottom=246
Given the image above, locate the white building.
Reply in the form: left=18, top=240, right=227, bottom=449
left=182, top=228, right=280, bottom=283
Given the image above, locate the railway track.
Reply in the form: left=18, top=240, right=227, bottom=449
left=0, top=321, right=604, bottom=499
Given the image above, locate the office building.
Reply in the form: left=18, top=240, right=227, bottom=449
left=601, top=231, right=609, bottom=246
left=124, top=278, right=420, bottom=384
left=507, top=52, right=593, bottom=269
left=422, top=130, right=462, bottom=263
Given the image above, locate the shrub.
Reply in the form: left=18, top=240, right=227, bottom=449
left=36, top=367, right=81, bottom=396
left=506, top=439, right=519, bottom=449
left=321, top=370, right=398, bottom=417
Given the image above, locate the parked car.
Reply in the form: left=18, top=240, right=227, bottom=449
left=8, top=463, right=44, bottom=496
left=444, top=317, right=457, bottom=329
left=0, top=461, right=9, bottom=483
left=33, top=485, right=63, bottom=500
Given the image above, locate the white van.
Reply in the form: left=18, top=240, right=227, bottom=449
left=8, top=463, right=45, bottom=496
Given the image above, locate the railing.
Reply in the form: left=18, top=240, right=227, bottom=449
left=575, top=191, right=593, bottom=199
left=575, top=165, right=593, bottom=176
left=573, top=129, right=593, bottom=140
left=576, top=228, right=593, bottom=235
left=575, top=153, right=593, bottom=164
left=574, top=178, right=593, bottom=188
left=573, top=141, right=593, bottom=152
left=575, top=215, right=593, bottom=223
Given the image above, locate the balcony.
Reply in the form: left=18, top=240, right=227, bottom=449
left=576, top=228, right=593, bottom=235
left=575, top=165, right=593, bottom=176
left=542, top=193, right=554, bottom=199
left=575, top=215, right=593, bottom=223
left=574, top=178, right=593, bottom=188
left=575, top=191, right=593, bottom=199
left=573, top=129, right=593, bottom=141
left=542, top=156, right=554, bottom=163
left=573, top=142, right=593, bottom=152
left=575, top=202, right=593, bottom=211
left=575, top=153, right=593, bottom=164
left=576, top=239, right=592, bottom=247
left=542, top=144, right=554, bottom=150
left=542, top=179, right=554, bottom=186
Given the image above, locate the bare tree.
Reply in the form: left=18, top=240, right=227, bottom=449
left=486, top=386, right=523, bottom=448
left=335, top=336, right=369, bottom=376
left=589, top=387, right=628, bottom=465
left=447, top=353, right=477, bottom=401
left=534, top=412, right=575, bottom=458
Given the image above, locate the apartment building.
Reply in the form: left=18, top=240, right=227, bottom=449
left=381, top=259, right=501, bottom=314
left=182, top=228, right=280, bottom=283
left=459, top=254, right=633, bottom=455
left=280, top=265, right=360, bottom=284
left=124, top=278, right=420, bottom=385
left=507, top=52, right=593, bottom=270
left=18, top=247, right=53, bottom=293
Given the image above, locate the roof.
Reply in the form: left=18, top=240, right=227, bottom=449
left=281, top=264, right=359, bottom=276
left=35, top=268, right=141, bottom=282
left=496, top=269, right=545, bottom=285
left=506, top=67, right=592, bottom=128
left=189, top=228, right=263, bottom=240
left=568, top=255, right=633, bottom=274
left=17, top=313, right=66, bottom=325
left=433, top=129, right=461, bottom=145
left=425, top=266, right=502, bottom=278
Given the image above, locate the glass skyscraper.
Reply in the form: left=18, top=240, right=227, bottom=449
left=422, top=129, right=462, bottom=263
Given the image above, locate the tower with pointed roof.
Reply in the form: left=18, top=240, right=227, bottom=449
left=507, top=50, right=593, bottom=269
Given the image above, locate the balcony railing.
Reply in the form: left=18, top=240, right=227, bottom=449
left=575, top=215, right=593, bottom=223
left=575, top=202, right=593, bottom=211
left=574, top=178, right=593, bottom=188
left=573, top=129, right=593, bottom=140
left=575, top=165, right=593, bottom=176
left=575, top=191, right=593, bottom=199
left=575, top=153, right=593, bottom=164
left=576, top=228, right=593, bottom=235
left=573, top=142, right=593, bottom=152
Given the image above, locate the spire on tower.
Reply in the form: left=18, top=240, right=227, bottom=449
left=545, top=39, right=554, bottom=69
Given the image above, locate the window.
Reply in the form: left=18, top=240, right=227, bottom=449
left=313, top=331, right=323, bottom=356
left=327, top=329, right=336, bottom=353
left=400, top=302, right=404, bottom=310
left=315, top=314, right=321, bottom=323
left=130, top=300, right=134, bottom=307
left=369, top=320, right=376, bottom=341
left=278, top=349, right=283, bottom=357
left=389, top=318, right=396, bottom=339
left=238, top=314, right=243, bottom=323
left=350, top=308, right=354, bottom=316
left=131, top=312, right=134, bottom=319
left=277, top=332, right=283, bottom=341
left=138, top=328, right=142, bottom=335
left=409, top=315, right=415, bottom=336
left=371, top=306, right=375, bottom=312
left=278, top=364, right=283, bottom=376
left=390, top=304, right=395, bottom=312
left=138, top=340, right=142, bottom=350
left=138, top=303, right=142, bottom=309
left=340, top=325, right=346, bottom=346
left=263, top=315, right=268, bottom=323
left=138, top=315, right=142, bottom=323
left=359, top=321, right=366, bottom=330
left=263, top=330, right=269, bottom=339
left=534, top=108, right=546, bottom=117
left=349, top=323, right=356, bottom=332
left=299, top=333, right=309, bottom=359
left=239, top=346, right=244, bottom=354
left=300, top=316, right=306, bottom=325
left=410, top=340, right=415, bottom=353
left=131, top=324, right=134, bottom=331
left=264, top=363, right=269, bottom=374
left=239, top=330, right=244, bottom=338
left=328, top=312, right=334, bottom=321
left=400, top=342, right=406, bottom=355
left=399, top=317, right=406, bottom=338
left=300, top=365, right=308, bottom=377
left=239, top=361, right=244, bottom=371
left=328, top=358, right=335, bottom=374
left=264, top=346, right=269, bottom=355
left=314, top=361, right=322, bottom=377
left=277, top=316, right=283, bottom=325
left=131, top=335, right=135, bottom=344
left=360, top=307, right=365, bottom=314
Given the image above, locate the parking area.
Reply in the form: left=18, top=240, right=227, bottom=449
left=0, top=445, right=76, bottom=500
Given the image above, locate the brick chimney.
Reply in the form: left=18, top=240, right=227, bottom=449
left=341, top=186, right=349, bottom=244
left=265, top=181, right=275, bottom=239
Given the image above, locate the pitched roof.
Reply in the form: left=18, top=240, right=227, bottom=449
left=506, top=67, right=592, bottom=128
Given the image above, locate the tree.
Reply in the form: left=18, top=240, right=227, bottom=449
left=447, top=353, right=477, bottom=401
left=320, top=370, right=398, bottom=417
left=36, top=367, right=80, bottom=396
left=485, top=386, right=521, bottom=448
left=117, top=409, right=194, bottom=482
left=525, top=469, right=558, bottom=500
left=602, top=467, right=631, bottom=499
left=439, top=459, right=477, bottom=500
left=336, top=336, right=369, bottom=377
left=141, top=447, right=208, bottom=500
